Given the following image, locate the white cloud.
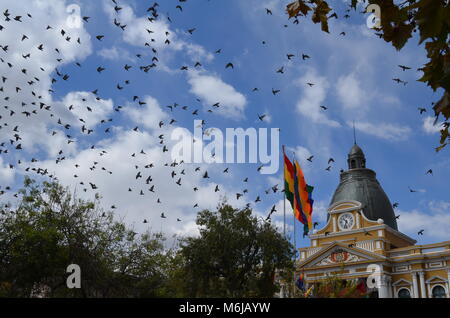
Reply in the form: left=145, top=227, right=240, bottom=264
left=336, top=73, right=369, bottom=110
left=284, top=145, right=313, bottom=173
left=0, top=157, right=15, bottom=185
left=311, top=200, right=330, bottom=225
left=0, top=0, right=93, bottom=158
left=428, top=200, right=450, bottom=214
left=397, top=203, right=450, bottom=241
left=61, top=91, right=114, bottom=128
left=351, top=121, right=412, bottom=141
left=295, top=69, right=341, bottom=128
left=16, top=94, right=252, bottom=239
left=97, top=46, right=134, bottom=61
left=422, top=116, right=444, bottom=135
left=124, top=96, right=169, bottom=130
left=187, top=71, right=247, bottom=120
left=102, top=1, right=213, bottom=64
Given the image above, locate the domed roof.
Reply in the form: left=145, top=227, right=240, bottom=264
left=329, top=144, right=398, bottom=230
left=349, top=144, right=363, bottom=156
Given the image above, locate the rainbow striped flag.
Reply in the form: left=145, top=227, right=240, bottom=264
left=283, top=147, right=314, bottom=236
left=294, top=160, right=314, bottom=235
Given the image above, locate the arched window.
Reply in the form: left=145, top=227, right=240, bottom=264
left=432, top=285, right=446, bottom=298
left=398, top=288, right=411, bottom=298
left=351, top=160, right=356, bottom=169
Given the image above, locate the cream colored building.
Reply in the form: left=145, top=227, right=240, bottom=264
left=296, top=144, right=450, bottom=298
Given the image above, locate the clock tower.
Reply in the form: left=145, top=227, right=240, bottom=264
left=294, top=143, right=450, bottom=298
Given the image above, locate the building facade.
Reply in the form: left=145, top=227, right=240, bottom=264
left=296, top=144, right=450, bottom=298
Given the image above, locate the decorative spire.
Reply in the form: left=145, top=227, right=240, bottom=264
left=353, top=121, right=357, bottom=145
left=347, top=143, right=366, bottom=170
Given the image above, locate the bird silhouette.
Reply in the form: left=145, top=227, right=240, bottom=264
left=398, top=65, right=411, bottom=71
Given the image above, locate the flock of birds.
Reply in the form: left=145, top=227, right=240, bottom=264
left=0, top=0, right=437, bottom=240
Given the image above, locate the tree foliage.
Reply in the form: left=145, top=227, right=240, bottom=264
left=286, top=0, right=450, bottom=151
left=0, top=179, right=296, bottom=298
left=0, top=177, right=170, bottom=297
left=175, top=203, right=296, bottom=297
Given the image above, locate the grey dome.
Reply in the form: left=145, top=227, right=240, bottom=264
left=349, top=144, right=363, bottom=156
left=329, top=144, right=398, bottom=230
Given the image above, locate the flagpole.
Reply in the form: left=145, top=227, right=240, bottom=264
left=292, top=150, right=297, bottom=256
left=282, top=145, right=286, bottom=237
left=282, top=145, right=287, bottom=298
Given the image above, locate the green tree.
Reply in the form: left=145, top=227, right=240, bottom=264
left=286, top=0, right=450, bottom=151
left=0, top=177, right=170, bottom=298
left=175, top=202, right=295, bottom=297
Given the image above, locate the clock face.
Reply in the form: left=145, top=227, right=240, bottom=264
left=338, top=213, right=354, bottom=231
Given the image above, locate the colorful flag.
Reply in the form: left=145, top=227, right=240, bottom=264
left=283, top=150, right=295, bottom=211
left=296, top=273, right=305, bottom=291
left=294, top=160, right=314, bottom=234
left=293, top=161, right=308, bottom=226
left=283, top=147, right=315, bottom=235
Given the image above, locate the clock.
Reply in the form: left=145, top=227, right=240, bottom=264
left=338, top=213, right=354, bottom=231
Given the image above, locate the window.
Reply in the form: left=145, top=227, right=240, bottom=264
left=351, top=160, right=356, bottom=169
left=398, top=288, right=411, bottom=298
left=432, top=285, right=446, bottom=298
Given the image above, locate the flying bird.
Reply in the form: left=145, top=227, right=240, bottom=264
left=257, top=114, right=267, bottom=121
left=398, top=65, right=411, bottom=71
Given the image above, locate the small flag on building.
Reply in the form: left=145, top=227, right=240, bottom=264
left=295, top=273, right=305, bottom=291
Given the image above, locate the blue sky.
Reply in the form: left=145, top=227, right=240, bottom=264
left=0, top=0, right=449, bottom=250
